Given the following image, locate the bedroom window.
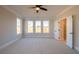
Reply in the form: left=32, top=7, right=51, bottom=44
left=17, top=18, right=21, bottom=34
left=26, top=20, right=49, bottom=33
left=27, top=21, right=33, bottom=33
left=35, top=21, right=41, bottom=33
left=43, top=20, right=49, bottom=33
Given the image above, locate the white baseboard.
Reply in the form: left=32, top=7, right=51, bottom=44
left=0, top=34, right=22, bottom=50
left=74, top=46, right=79, bottom=52
left=0, top=39, right=19, bottom=50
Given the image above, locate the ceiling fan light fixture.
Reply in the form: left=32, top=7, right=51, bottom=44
left=36, top=7, right=40, bottom=11
left=29, top=5, right=47, bottom=13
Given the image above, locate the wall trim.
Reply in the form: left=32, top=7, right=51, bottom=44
left=0, top=39, right=19, bottom=50
left=58, top=5, right=76, bottom=16
left=74, top=46, right=79, bottom=52
left=2, top=5, right=17, bottom=16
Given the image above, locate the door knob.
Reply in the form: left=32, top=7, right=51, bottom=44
left=69, top=32, right=73, bottom=34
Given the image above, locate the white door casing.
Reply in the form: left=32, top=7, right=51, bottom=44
left=66, top=16, right=73, bottom=48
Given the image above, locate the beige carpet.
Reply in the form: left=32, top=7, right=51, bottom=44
left=0, top=38, right=78, bottom=54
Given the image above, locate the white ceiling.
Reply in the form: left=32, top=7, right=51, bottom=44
left=4, top=5, right=72, bottom=19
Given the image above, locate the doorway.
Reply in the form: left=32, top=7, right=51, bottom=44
left=59, top=17, right=66, bottom=44
left=58, top=16, right=73, bottom=48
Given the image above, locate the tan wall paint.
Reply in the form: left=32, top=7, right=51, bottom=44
left=0, top=6, right=17, bottom=47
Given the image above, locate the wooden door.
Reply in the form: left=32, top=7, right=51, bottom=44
left=59, top=18, right=66, bottom=41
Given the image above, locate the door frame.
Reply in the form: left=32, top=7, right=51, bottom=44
left=66, top=16, right=74, bottom=48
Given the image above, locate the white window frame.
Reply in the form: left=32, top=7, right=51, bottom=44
left=26, top=20, right=49, bottom=33
left=27, top=20, right=33, bottom=33
left=43, top=20, right=49, bottom=33
left=35, top=20, right=41, bottom=33
left=17, top=18, right=21, bottom=35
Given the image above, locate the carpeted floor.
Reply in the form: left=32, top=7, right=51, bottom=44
left=0, top=38, right=78, bottom=54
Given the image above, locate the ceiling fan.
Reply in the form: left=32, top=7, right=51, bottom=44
left=29, top=5, right=47, bottom=13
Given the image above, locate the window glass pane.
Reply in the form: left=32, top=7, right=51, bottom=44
left=35, top=21, right=41, bottom=33
left=43, top=21, right=49, bottom=33
left=27, top=21, right=33, bottom=33
left=17, top=18, right=21, bottom=34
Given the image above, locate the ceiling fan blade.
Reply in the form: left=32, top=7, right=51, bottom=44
left=40, top=7, right=47, bottom=11
left=36, top=5, right=42, bottom=7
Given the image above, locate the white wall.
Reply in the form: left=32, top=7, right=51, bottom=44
left=23, top=17, right=54, bottom=38
left=57, top=6, right=79, bottom=51
left=0, top=6, right=17, bottom=48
